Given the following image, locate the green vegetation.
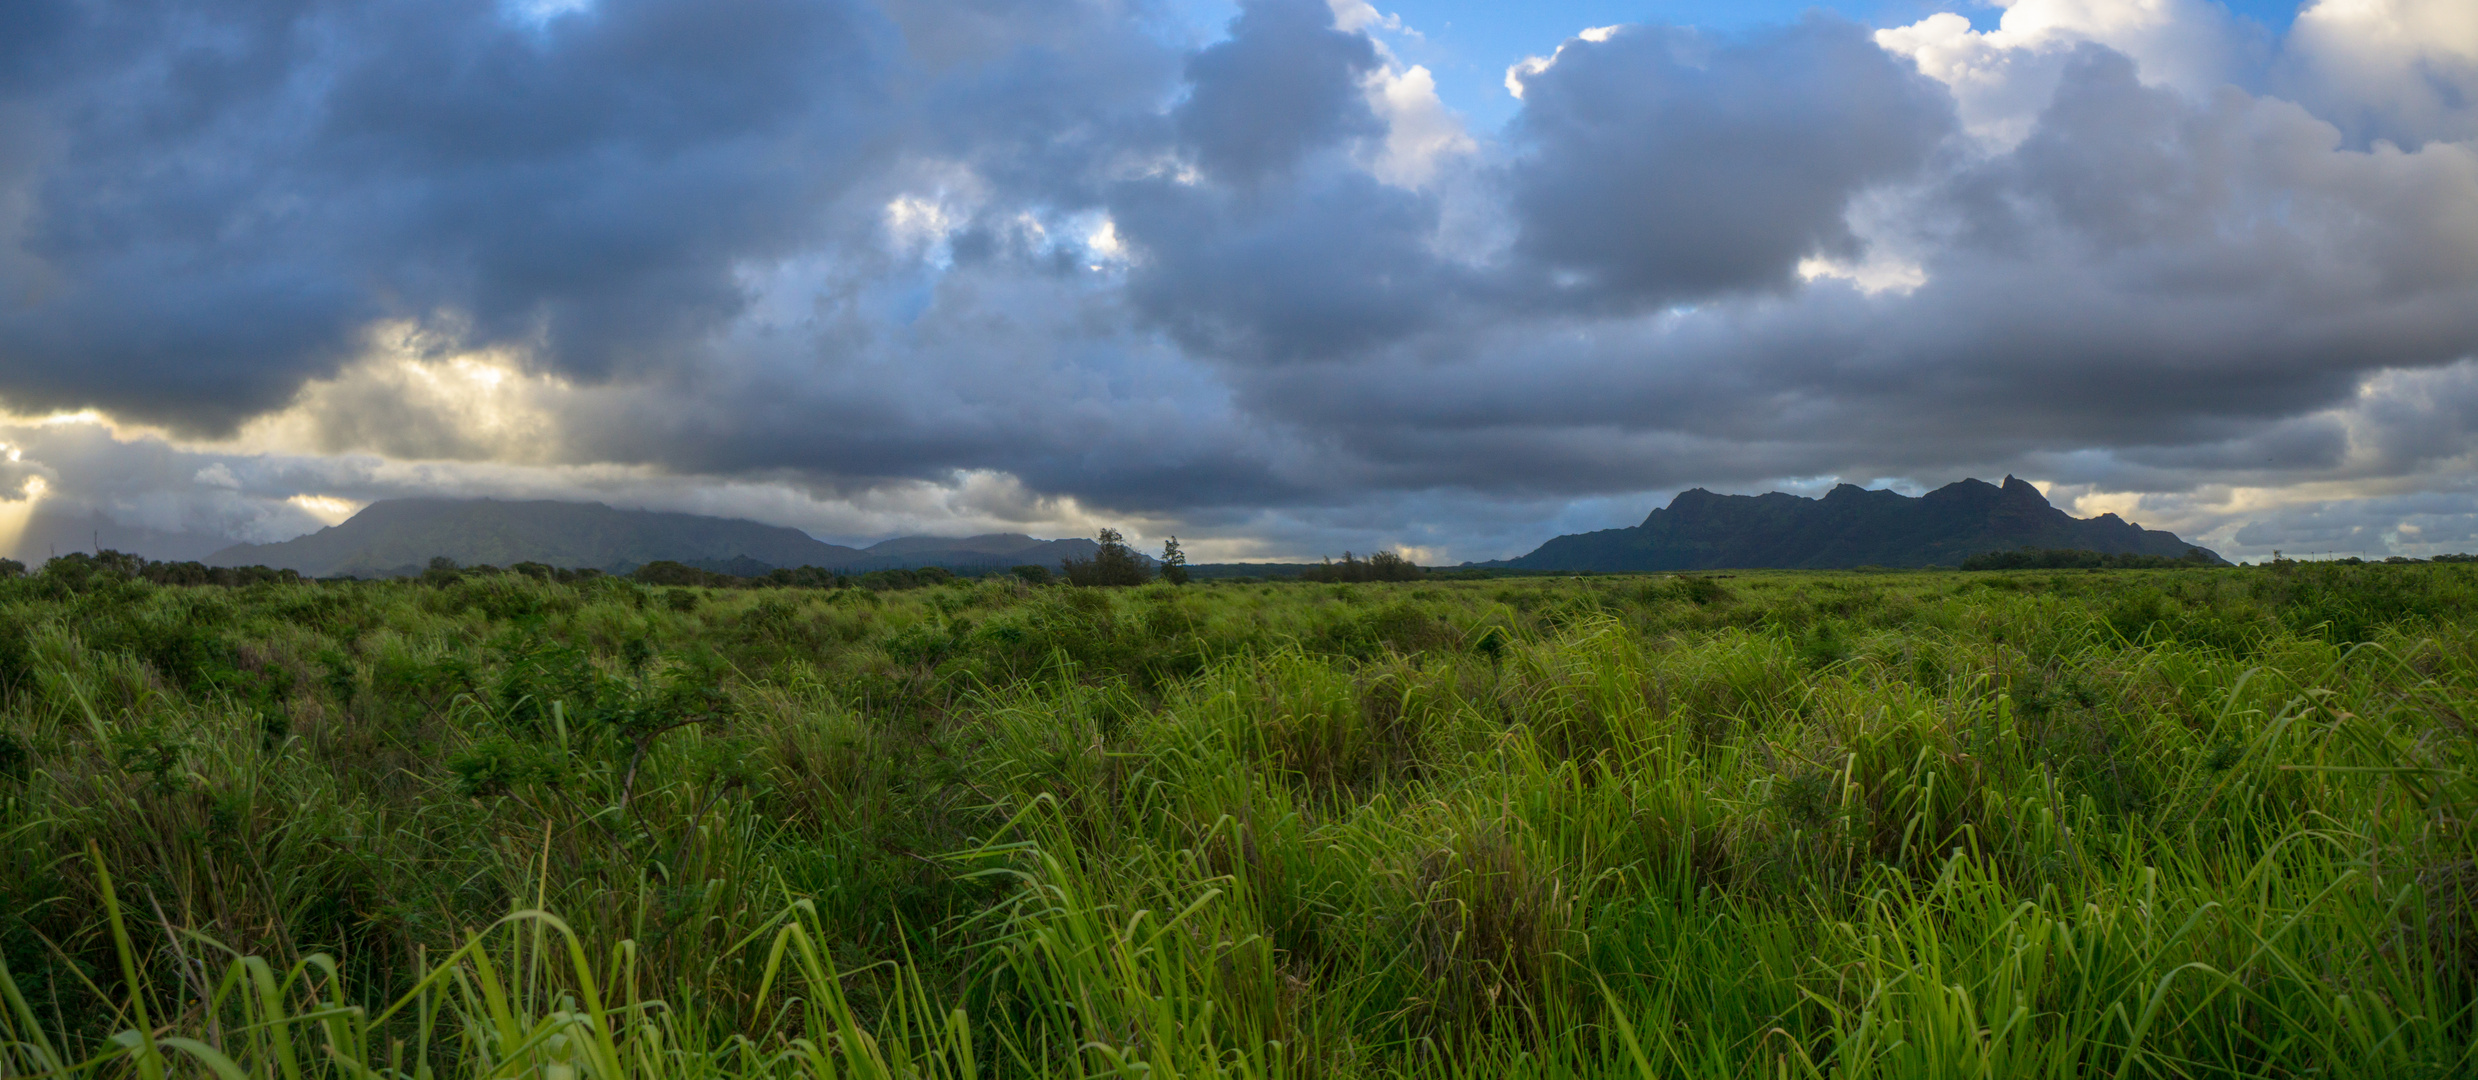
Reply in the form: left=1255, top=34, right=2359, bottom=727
left=1059, top=529, right=1152, bottom=587
left=1158, top=538, right=1190, bottom=586
left=1959, top=547, right=2221, bottom=570
left=0, top=557, right=2470, bottom=1077
left=1300, top=550, right=1424, bottom=583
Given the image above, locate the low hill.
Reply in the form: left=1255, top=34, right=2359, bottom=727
left=850, top=533, right=1104, bottom=572
left=1495, top=477, right=2223, bottom=571
left=204, top=500, right=1106, bottom=578
left=207, top=499, right=869, bottom=578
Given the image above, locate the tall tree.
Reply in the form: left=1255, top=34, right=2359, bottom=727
left=1160, top=537, right=1189, bottom=585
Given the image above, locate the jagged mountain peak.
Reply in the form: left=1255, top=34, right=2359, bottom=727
left=1504, top=478, right=2219, bottom=571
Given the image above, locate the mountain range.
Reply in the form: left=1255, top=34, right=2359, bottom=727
left=1492, top=477, right=2222, bottom=570
left=196, top=478, right=2222, bottom=580
left=204, top=499, right=1102, bottom=578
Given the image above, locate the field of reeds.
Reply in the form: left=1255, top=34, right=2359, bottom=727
left=0, top=558, right=2469, bottom=1078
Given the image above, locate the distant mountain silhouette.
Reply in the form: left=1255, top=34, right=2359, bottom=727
left=11, top=507, right=231, bottom=564
left=204, top=499, right=1102, bottom=578
left=1494, top=477, right=2223, bottom=571
left=850, top=533, right=1107, bottom=571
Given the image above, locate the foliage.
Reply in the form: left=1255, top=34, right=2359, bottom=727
left=1159, top=536, right=1189, bottom=585
left=1301, top=549, right=1424, bottom=582
left=856, top=565, right=955, bottom=590
left=0, top=562, right=2469, bottom=1077
left=629, top=560, right=963, bottom=591
left=1060, top=527, right=1152, bottom=587
left=1961, top=545, right=2221, bottom=569
left=20, top=548, right=302, bottom=592
left=630, top=559, right=735, bottom=587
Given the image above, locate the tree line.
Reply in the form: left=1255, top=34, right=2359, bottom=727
left=0, top=528, right=1434, bottom=593
left=0, top=550, right=303, bottom=590
left=1299, top=550, right=1424, bottom=582
left=1959, top=547, right=2220, bottom=570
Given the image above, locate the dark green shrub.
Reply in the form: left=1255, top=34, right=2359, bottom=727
left=1963, top=547, right=2221, bottom=570
left=636, top=561, right=727, bottom=587
left=1664, top=576, right=1730, bottom=605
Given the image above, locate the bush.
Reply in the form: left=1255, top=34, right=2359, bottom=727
left=20, top=549, right=299, bottom=591
left=1662, top=575, right=1731, bottom=605
left=634, top=560, right=730, bottom=587
left=760, top=565, right=847, bottom=588
left=1961, top=546, right=2220, bottom=570
left=857, top=567, right=953, bottom=591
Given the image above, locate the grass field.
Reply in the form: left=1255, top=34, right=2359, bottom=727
left=0, top=560, right=2469, bottom=1078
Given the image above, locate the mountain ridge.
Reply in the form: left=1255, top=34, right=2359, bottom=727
left=205, top=499, right=1103, bottom=578
left=1492, top=477, right=2223, bottom=570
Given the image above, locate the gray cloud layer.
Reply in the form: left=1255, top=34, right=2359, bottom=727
left=3, top=0, right=898, bottom=428
left=1508, top=17, right=1954, bottom=307
left=3, top=0, right=2477, bottom=561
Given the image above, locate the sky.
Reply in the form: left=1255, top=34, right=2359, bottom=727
left=2, top=0, right=2477, bottom=565
left=1314, top=0, right=2310, bottom=126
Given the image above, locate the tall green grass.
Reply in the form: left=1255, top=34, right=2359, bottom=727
left=0, top=561, right=2468, bottom=1076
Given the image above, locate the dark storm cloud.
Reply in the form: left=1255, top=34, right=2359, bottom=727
left=0, top=0, right=898, bottom=430
left=1505, top=16, right=1955, bottom=307
left=1089, top=0, right=1473, bottom=363
left=549, top=251, right=1323, bottom=510
left=1900, top=47, right=2478, bottom=432
left=1209, top=39, right=2478, bottom=510
left=1109, top=171, right=1469, bottom=362
left=1174, top=0, right=1381, bottom=185
left=1104, top=11, right=1961, bottom=365
left=313, top=0, right=894, bottom=379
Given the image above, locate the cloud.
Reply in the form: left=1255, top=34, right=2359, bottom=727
left=1504, top=25, right=1619, bottom=100
left=1504, top=17, right=1954, bottom=309
left=1361, top=63, right=1473, bottom=188
left=1176, top=0, right=1383, bottom=186
left=2281, top=0, right=2478, bottom=147
left=1, top=0, right=2477, bottom=565
left=0, top=0, right=897, bottom=432
left=1877, top=0, right=2264, bottom=148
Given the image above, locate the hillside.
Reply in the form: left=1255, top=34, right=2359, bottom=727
left=203, top=499, right=1107, bottom=578
left=1498, top=476, right=2222, bottom=570
left=205, top=499, right=866, bottom=577
left=848, top=533, right=1105, bottom=572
